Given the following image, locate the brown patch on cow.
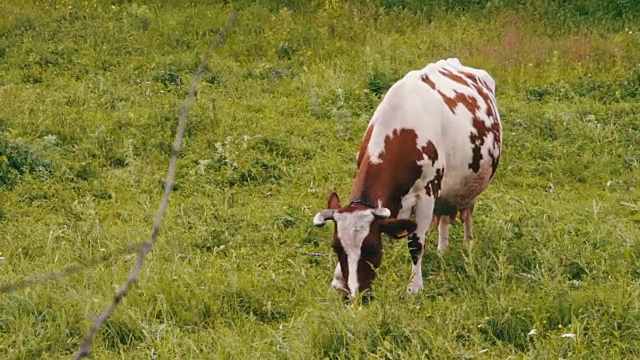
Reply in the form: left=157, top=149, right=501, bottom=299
left=421, top=74, right=436, bottom=90
left=347, top=217, right=415, bottom=295
left=421, top=74, right=481, bottom=115
left=357, top=126, right=374, bottom=169
left=335, top=202, right=369, bottom=214
left=440, top=69, right=470, bottom=87
left=464, top=74, right=501, bottom=173
left=439, top=94, right=459, bottom=113
left=467, top=77, right=499, bottom=116
left=468, top=116, right=501, bottom=173
left=422, top=74, right=456, bottom=112
left=423, top=69, right=501, bottom=174
left=454, top=92, right=481, bottom=115
left=421, top=140, right=438, bottom=166
left=459, top=71, right=492, bottom=93
left=349, top=128, right=429, bottom=217
left=356, top=226, right=383, bottom=295
left=425, top=167, right=444, bottom=197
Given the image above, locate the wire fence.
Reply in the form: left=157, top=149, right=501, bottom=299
left=0, top=6, right=237, bottom=359
left=73, top=8, right=239, bottom=359
left=0, top=241, right=145, bottom=295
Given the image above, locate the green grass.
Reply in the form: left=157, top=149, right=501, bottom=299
left=1, top=0, right=640, bottom=358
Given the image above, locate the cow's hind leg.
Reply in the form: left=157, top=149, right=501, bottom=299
left=437, top=215, right=450, bottom=252
left=407, top=195, right=435, bottom=294
left=460, top=205, right=475, bottom=243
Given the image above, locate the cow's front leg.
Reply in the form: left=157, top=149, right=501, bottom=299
left=407, top=196, right=434, bottom=294
left=330, top=262, right=347, bottom=292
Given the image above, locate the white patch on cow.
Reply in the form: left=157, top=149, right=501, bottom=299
left=397, top=194, right=415, bottom=219
left=333, top=210, right=375, bottom=297
left=346, top=250, right=361, bottom=297
left=331, top=263, right=346, bottom=291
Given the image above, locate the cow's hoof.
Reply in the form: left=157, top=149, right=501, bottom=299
left=407, top=282, right=423, bottom=294
left=331, top=279, right=347, bottom=292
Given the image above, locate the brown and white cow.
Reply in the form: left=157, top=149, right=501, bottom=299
left=313, top=58, right=502, bottom=298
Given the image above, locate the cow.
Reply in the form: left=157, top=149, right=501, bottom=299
left=312, top=58, right=502, bottom=299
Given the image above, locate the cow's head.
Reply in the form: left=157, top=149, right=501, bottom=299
left=313, top=192, right=417, bottom=298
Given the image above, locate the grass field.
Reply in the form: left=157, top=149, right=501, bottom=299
left=1, top=0, right=640, bottom=358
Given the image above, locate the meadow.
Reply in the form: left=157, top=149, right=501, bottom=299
left=1, top=0, right=639, bottom=358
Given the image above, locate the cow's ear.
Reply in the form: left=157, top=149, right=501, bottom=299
left=379, top=218, right=417, bottom=239
left=327, top=192, right=341, bottom=210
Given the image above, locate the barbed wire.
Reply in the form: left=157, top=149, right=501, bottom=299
left=73, top=7, right=239, bottom=359
left=292, top=246, right=329, bottom=257
left=0, top=241, right=325, bottom=296
left=0, top=242, right=144, bottom=294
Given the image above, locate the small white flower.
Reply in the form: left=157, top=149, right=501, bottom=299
left=479, top=348, right=489, bottom=354
left=197, top=159, right=212, bottom=174
left=279, top=324, right=283, bottom=330
left=528, top=329, right=538, bottom=336
left=607, top=180, right=612, bottom=187
left=43, top=134, right=58, bottom=144
left=561, top=333, right=576, bottom=339
left=242, top=135, right=251, bottom=148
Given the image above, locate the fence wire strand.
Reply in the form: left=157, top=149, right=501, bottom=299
left=73, top=8, right=239, bottom=359
left=0, top=242, right=144, bottom=294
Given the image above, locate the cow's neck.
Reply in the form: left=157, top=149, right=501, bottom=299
left=348, top=159, right=401, bottom=216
